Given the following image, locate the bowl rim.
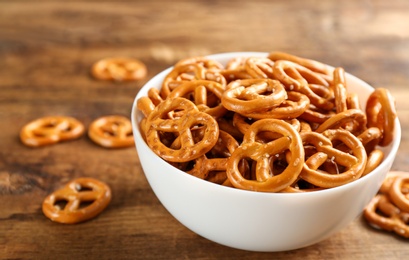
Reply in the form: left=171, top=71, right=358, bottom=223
left=131, top=51, right=402, bottom=198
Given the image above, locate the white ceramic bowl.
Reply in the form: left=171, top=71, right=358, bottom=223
left=131, top=52, right=401, bottom=252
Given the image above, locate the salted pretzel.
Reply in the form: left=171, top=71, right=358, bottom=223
left=362, top=149, right=384, bottom=176
left=185, top=130, right=239, bottom=180
left=314, top=108, right=367, bottom=134
left=366, top=88, right=397, bottom=147
left=147, top=88, right=164, bottom=106
left=299, top=105, right=335, bottom=124
left=334, top=80, right=348, bottom=113
left=268, top=51, right=332, bottom=77
left=221, top=69, right=253, bottom=83
left=346, top=92, right=361, bottom=110
left=241, top=91, right=310, bottom=120
left=137, top=96, right=156, bottom=118
left=298, top=83, right=334, bottom=111
left=364, top=194, right=409, bottom=238
left=216, top=117, right=244, bottom=141
left=300, top=129, right=367, bottom=188
left=145, top=97, right=219, bottom=162
left=42, top=177, right=111, bottom=224
left=335, top=127, right=382, bottom=154
left=175, top=57, right=227, bottom=87
left=91, top=57, right=147, bottom=81
left=161, top=63, right=206, bottom=98
left=333, top=67, right=346, bottom=87
left=88, top=115, right=134, bottom=148
left=226, top=57, right=247, bottom=70
left=226, top=119, right=304, bottom=192
left=221, top=79, right=287, bottom=114
left=232, top=113, right=300, bottom=141
left=380, top=171, right=409, bottom=194
left=272, top=60, right=329, bottom=91
left=20, top=116, right=85, bottom=147
left=244, top=57, right=275, bottom=79
left=168, top=80, right=227, bottom=118
left=357, top=127, right=382, bottom=152
left=389, top=176, right=409, bottom=212
left=175, top=56, right=224, bottom=70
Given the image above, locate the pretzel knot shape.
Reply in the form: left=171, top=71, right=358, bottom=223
left=175, top=56, right=224, bottom=70
left=161, top=63, right=206, bottom=98
left=88, top=116, right=134, bottom=148
left=91, top=57, right=147, bottom=81
left=168, top=80, right=227, bottom=119
left=298, top=83, right=334, bottom=111
left=314, top=108, right=367, bottom=134
left=380, top=171, right=409, bottom=194
left=145, top=97, right=219, bottom=162
left=272, top=60, right=330, bottom=91
left=226, top=119, right=304, bottom=192
left=244, top=57, right=275, bottom=79
left=268, top=51, right=332, bottom=76
left=300, top=129, right=367, bottom=188
left=389, top=176, right=409, bottom=212
left=364, top=194, right=409, bottom=238
left=366, top=88, right=397, bottom=147
left=186, top=130, right=239, bottom=180
left=42, top=178, right=112, bottom=224
left=20, top=116, right=85, bottom=147
left=241, top=91, right=310, bottom=120
left=221, top=79, right=287, bottom=114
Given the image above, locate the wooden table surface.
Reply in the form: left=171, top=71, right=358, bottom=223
left=1, top=0, right=408, bottom=259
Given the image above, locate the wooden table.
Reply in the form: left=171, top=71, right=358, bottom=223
left=1, top=0, right=408, bottom=259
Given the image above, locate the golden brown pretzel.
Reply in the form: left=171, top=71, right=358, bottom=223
left=333, top=67, right=346, bottom=89
left=268, top=51, right=332, bottom=76
left=389, top=176, right=409, bottom=212
left=221, top=79, right=287, bottom=114
left=315, top=109, right=367, bottom=134
left=161, top=63, right=206, bottom=98
left=272, top=60, right=329, bottom=91
left=226, top=119, right=304, bottom=192
left=42, top=177, right=111, bottom=224
left=20, top=116, right=85, bottom=147
left=299, top=105, right=335, bottom=124
left=186, top=130, right=239, bottom=180
left=362, top=149, right=384, bottom=176
left=364, top=194, right=409, bottom=238
left=241, top=91, right=310, bottom=120
left=244, top=57, right=275, bottom=79
left=232, top=113, right=300, bottom=140
left=298, top=83, right=334, bottom=111
left=175, top=56, right=224, bottom=70
left=145, top=97, right=219, bottom=162
left=380, top=171, right=409, bottom=194
left=300, top=130, right=367, bottom=188
left=137, top=96, right=156, bottom=118
left=147, top=88, right=164, bottom=106
left=88, top=115, right=134, bottom=148
left=346, top=92, right=361, bottom=110
left=366, top=88, right=397, bottom=147
left=168, top=80, right=227, bottom=118
left=334, top=81, right=348, bottom=113
left=217, top=116, right=244, bottom=141
left=226, top=57, right=247, bottom=70
left=91, top=57, right=147, bottom=81
left=357, top=127, right=382, bottom=153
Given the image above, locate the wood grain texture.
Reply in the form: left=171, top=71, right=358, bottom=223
left=1, top=0, right=408, bottom=259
